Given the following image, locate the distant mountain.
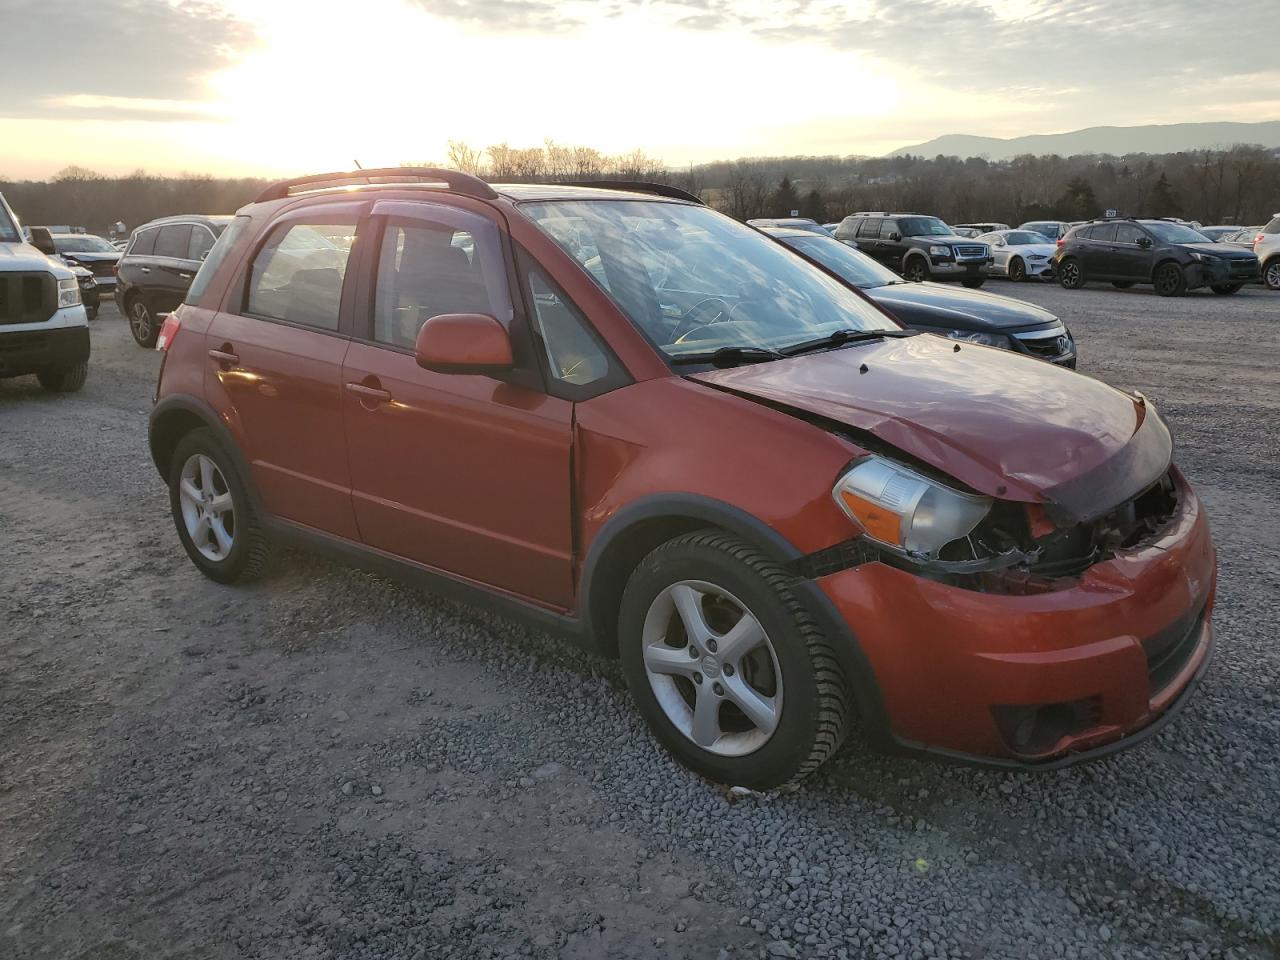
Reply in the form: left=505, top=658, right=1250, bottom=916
left=886, top=121, right=1280, bottom=160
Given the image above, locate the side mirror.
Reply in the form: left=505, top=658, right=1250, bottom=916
left=415, top=313, right=513, bottom=375
left=29, top=226, right=56, bottom=256
left=888, top=232, right=902, bottom=242
left=1136, top=237, right=1153, bottom=249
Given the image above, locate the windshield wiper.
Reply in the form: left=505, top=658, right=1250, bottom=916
left=670, top=345, right=784, bottom=367
left=780, top=328, right=911, bottom=357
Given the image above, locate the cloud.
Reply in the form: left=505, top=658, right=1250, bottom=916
left=407, top=0, right=582, bottom=30
left=0, top=0, right=254, bottom=119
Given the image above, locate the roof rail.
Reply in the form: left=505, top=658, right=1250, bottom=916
left=253, top=167, right=498, bottom=204
left=562, top=180, right=704, bottom=204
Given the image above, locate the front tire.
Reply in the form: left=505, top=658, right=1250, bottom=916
left=619, top=531, right=852, bottom=790
left=1058, top=257, right=1085, bottom=289
left=168, top=428, right=274, bottom=584
left=1008, top=258, right=1026, bottom=282
left=902, top=257, right=930, bottom=282
left=128, top=297, right=159, bottom=348
left=37, top=361, right=88, bottom=393
left=1211, top=283, right=1242, bottom=295
left=1154, top=262, right=1187, bottom=297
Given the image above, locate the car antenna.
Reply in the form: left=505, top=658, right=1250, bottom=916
left=353, top=159, right=364, bottom=170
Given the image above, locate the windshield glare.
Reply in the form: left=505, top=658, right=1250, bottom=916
left=899, top=217, right=953, bottom=237
left=53, top=235, right=115, bottom=253
left=783, top=234, right=902, bottom=288
left=1145, top=221, right=1211, bottom=244
left=524, top=200, right=898, bottom=361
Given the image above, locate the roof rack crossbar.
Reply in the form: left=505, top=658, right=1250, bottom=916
left=562, top=180, right=704, bottom=204
left=254, top=167, right=498, bottom=204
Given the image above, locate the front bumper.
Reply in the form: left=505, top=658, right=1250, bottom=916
left=928, top=258, right=992, bottom=279
left=0, top=323, right=90, bottom=377
left=1188, top=257, right=1260, bottom=287
left=817, top=470, right=1215, bottom=767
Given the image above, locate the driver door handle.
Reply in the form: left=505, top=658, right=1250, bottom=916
left=345, top=381, right=392, bottom=403
left=208, top=349, right=240, bottom=365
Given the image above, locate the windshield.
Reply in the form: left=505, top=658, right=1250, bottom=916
left=1001, top=231, right=1051, bottom=245
left=53, top=235, right=116, bottom=253
left=1144, top=221, right=1211, bottom=244
left=0, top=199, right=19, bottom=243
left=898, top=217, right=953, bottom=237
left=781, top=234, right=903, bottom=288
left=524, top=200, right=898, bottom=362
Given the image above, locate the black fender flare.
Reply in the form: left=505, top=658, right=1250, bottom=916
left=579, top=493, right=892, bottom=747
left=148, top=394, right=267, bottom=516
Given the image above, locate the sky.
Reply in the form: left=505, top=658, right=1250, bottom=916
left=1, top=0, right=1277, bottom=180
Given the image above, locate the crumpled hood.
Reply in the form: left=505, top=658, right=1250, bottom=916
left=0, top=241, right=72, bottom=278
left=1182, top=242, right=1257, bottom=260
left=868, top=281, right=1058, bottom=331
left=691, top=334, right=1161, bottom=509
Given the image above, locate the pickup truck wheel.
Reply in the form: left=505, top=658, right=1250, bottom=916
left=128, top=298, right=159, bottom=348
left=902, top=258, right=929, bottom=282
left=37, top=360, right=88, bottom=393
left=1058, top=258, right=1085, bottom=289
left=169, top=428, right=274, bottom=584
left=1154, top=262, right=1187, bottom=297
left=619, top=531, right=852, bottom=789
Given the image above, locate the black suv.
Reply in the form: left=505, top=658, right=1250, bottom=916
left=115, top=214, right=231, bottom=346
left=1054, top=218, right=1260, bottom=297
left=833, top=213, right=991, bottom=288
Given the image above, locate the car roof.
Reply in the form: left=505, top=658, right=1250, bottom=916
left=135, top=214, right=234, bottom=229
left=759, top=226, right=829, bottom=239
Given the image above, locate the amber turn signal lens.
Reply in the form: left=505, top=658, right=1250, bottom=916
left=838, top=489, right=905, bottom=547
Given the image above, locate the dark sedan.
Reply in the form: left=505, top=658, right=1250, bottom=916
left=763, top=227, right=1076, bottom=366
left=50, top=233, right=121, bottom=293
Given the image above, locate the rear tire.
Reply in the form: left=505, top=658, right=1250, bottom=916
left=1008, top=258, right=1026, bottom=282
left=1263, top=258, right=1280, bottom=292
left=961, top=278, right=986, bottom=289
left=1210, top=283, right=1242, bottom=295
left=619, top=531, right=852, bottom=790
left=1058, top=258, right=1085, bottom=289
left=1153, top=262, right=1186, bottom=297
left=37, top=360, right=88, bottom=393
left=902, top=257, right=930, bottom=282
left=168, top=428, right=274, bottom=584
left=128, top=297, right=159, bottom=348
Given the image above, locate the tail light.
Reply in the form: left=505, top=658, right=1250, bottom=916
left=156, top=306, right=183, bottom=352
left=1257, top=234, right=1266, bottom=245
left=1056, top=236, right=1066, bottom=247
left=112, top=262, right=119, bottom=276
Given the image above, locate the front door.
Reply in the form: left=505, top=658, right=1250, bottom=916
left=204, top=204, right=364, bottom=539
left=1111, top=223, right=1154, bottom=281
left=341, top=200, right=576, bottom=608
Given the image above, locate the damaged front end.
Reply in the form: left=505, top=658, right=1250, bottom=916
left=797, top=404, right=1180, bottom=594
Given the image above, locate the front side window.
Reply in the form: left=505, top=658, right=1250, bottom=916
left=246, top=221, right=356, bottom=331
left=155, top=224, right=192, bottom=259
left=1145, top=222, right=1209, bottom=244
left=1114, top=224, right=1146, bottom=245
left=896, top=217, right=952, bottom=237
left=186, top=217, right=247, bottom=304
left=855, top=218, right=880, bottom=240
left=523, top=199, right=898, bottom=364
left=878, top=219, right=900, bottom=240
left=372, top=219, right=508, bottom=349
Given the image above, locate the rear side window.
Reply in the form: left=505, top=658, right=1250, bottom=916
left=188, top=225, right=218, bottom=261
left=1265, top=217, right=1280, bottom=235
left=155, top=224, right=192, bottom=258
left=372, top=221, right=500, bottom=349
left=186, top=217, right=249, bottom=304
left=129, top=227, right=158, bottom=256
left=246, top=222, right=357, bottom=331
left=1090, top=224, right=1118, bottom=242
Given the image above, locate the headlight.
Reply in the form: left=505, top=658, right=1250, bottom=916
left=57, top=277, right=82, bottom=307
left=833, top=456, right=992, bottom=560
left=1188, top=251, right=1216, bottom=263
left=946, top=329, right=1008, bottom=348
left=928, top=245, right=951, bottom=257
left=1028, top=254, right=1047, bottom=261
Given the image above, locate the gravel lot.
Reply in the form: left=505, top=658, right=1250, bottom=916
left=2, top=283, right=1278, bottom=960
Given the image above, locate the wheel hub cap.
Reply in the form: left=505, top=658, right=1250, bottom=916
left=178, top=453, right=235, bottom=562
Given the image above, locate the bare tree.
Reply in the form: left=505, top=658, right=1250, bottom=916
left=446, top=140, right=485, bottom=176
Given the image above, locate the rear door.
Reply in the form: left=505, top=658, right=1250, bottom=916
left=340, top=200, right=577, bottom=607
left=204, top=201, right=364, bottom=539
left=152, top=223, right=195, bottom=314
left=1080, top=224, right=1116, bottom=276
left=120, top=225, right=160, bottom=306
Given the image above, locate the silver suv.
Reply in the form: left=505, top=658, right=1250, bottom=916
left=1255, top=214, right=1280, bottom=291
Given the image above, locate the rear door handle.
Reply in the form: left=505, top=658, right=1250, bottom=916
left=208, top=349, right=240, bottom=365
left=140, top=266, right=151, bottom=274
left=179, top=272, right=193, bottom=280
left=345, top=381, right=392, bottom=403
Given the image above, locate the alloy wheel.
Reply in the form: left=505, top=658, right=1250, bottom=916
left=903, top=260, right=927, bottom=282
left=1265, top=261, right=1280, bottom=291
left=1154, top=264, right=1183, bottom=296
left=130, top=302, right=152, bottom=343
left=1059, top=260, right=1081, bottom=288
left=178, top=453, right=235, bottom=562
left=1009, top=258, right=1025, bottom=282
left=641, top=580, right=782, bottom=756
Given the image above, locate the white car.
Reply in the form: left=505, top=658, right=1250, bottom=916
left=978, top=229, right=1057, bottom=282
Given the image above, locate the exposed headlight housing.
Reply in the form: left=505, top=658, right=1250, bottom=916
left=928, top=245, right=951, bottom=257
left=833, top=456, right=993, bottom=560
left=57, top=277, right=82, bottom=307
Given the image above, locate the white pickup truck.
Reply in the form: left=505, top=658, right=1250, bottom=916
left=0, top=191, right=90, bottom=392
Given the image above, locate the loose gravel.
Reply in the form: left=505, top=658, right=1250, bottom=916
left=2, top=285, right=1278, bottom=960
